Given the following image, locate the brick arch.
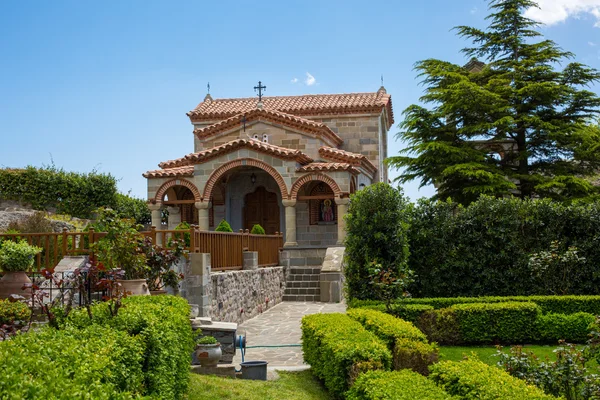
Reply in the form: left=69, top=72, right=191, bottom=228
left=290, top=173, right=342, bottom=200
left=202, top=158, right=289, bottom=201
left=154, top=178, right=201, bottom=203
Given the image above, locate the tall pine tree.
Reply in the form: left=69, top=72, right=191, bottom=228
left=388, top=0, right=600, bottom=204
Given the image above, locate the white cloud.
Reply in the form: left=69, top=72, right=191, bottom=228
left=590, top=41, right=598, bottom=46
left=304, top=72, right=316, bottom=86
left=524, top=0, right=600, bottom=27
left=291, top=78, right=298, bottom=83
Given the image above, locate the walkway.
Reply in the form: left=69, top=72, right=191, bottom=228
left=232, top=301, right=346, bottom=368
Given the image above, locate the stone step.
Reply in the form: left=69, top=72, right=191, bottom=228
left=285, top=281, right=320, bottom=288
left=289, top=266, right=322, bottom=275
left=282, top=294, right=321, bottom=302
left=287, top=274, right=320, bottom=282
left=283, top=287, right=321, bottom=295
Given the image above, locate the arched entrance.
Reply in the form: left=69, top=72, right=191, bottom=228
left=153, top=178, right=201, bottom=229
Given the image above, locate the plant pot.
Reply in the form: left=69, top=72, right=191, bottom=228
left=195, top=343, right=222, bottom=367
left=0, top=271, right=32, bottom=299
left=117, top=279, right=150, bottom=296
left=150, top=290, right=167, bottom=296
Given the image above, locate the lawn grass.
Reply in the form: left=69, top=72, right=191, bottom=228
left=439, top=345, right=585, bottom=367
left=186, top=370, right=332, bottom=400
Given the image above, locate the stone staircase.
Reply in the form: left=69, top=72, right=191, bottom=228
left=283, top=266, right=321, bottom=302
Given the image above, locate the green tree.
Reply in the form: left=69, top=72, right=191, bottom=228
left=344, top=183, right=411, bottom=300
left=387, top=0, right=600, bottom=204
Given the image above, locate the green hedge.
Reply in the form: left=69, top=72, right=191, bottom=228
left=408, top=197, right=600, bottom=297
left=301, top=313, right=391, bottom=398
left=393, top=338, right=439, bottom=376
left=0, top=295, right=193, bottom=399
left=347, top=308, right=427, bottom=348
left=0, top=299, right=30, bottom=324
left=0, top=324, right=143, bottom=399
left=430, top=359, right=556, bottom=399
left=536, top=312, right=595, bottom=343
left=346, top=370, right=453, bottom=400
left=67, top=295, right=194, bottom=399
left=349, top=294, right=600, bottom=315
left=451, top=302, right=540, bottom=344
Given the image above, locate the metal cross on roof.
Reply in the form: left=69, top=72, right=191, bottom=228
left=241, top=113, right=247, bottom=132
left=254, top=81, right=266, bottom=101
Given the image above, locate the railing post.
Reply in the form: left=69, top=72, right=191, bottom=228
left=150, top=226, right=157, bottom=245
left=189, top=224, right=196, bottom=253
left=62, top=228, right=68, bottom=256
left=88, top=227, right=95, bottom=259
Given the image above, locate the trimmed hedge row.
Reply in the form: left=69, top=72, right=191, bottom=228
left=349, top=295, right=600, bottom=316
left=346, top=370, right=453, bottom=400
left=430, top=359, right=556, bottom=399
left=347, top=308, right=427, bottom=346
left=0, top=295, right=193, bottom=399
left=301, top=313, right=391, bottom=398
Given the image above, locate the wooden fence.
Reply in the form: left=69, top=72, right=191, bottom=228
left=0, top=227, right=283, bottom=271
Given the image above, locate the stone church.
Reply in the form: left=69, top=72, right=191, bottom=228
left=143, top=85, right=393, bottom=247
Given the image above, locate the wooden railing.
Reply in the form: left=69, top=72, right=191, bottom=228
left=0, top=227, right=283, bottom=272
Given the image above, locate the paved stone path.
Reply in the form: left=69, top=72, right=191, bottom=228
left=232, top=301, right=346, bottom=368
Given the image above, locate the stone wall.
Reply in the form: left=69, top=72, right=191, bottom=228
left=208, top=267, right=285, bottom=324
left=295, top=202, right=337, bottom=246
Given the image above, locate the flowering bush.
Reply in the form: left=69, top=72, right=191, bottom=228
left=0, top=240, right=42, bottom=272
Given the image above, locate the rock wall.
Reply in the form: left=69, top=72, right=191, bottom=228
left=208, top=267, right=285, bottom=324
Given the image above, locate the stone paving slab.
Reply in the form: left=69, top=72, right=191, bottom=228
left=232, top=301, right=346, bottom=368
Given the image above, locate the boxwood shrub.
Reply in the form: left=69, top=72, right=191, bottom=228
left=346, top=370, right=453, bottom=400
left=535, top=312, right=595, bottom=343
left=393, top=338, right=439, bottom=376
left=301, top=313, right=391, bottom=398
left=0, top=324, right=143, bottom=399
left=430, top=359, right=556, bottom=399
left=66, top=295, right=194, bottom=399
left=0, top=299, right=30, bottom=324
left=347, top=308, right=427, bottom=347
left=349, top=295, right=600, bottom=315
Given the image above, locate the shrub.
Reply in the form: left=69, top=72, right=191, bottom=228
left=250, top=224, right=266, bottom=234
left=345, top=183, right=411, bottom=300
left=417, top=308, right=462, bottom=345
left=0, top=299, right=30, bottom=324
left=430, top=359, right=556, bottom=399
left=346, top=370, right=453, bottom=400
left=114, top=193, right=151, bottom=226
left=536, top=312, right=595, bottom=343
left=407, top=197, right=600, bottom=297
left=215, top=219, right=233, bottom=232
left=393, top=338, right=439, bottom=376
left=347, top=308, right=427, bottom=348
left=451, top=302, right=540, bottom=344
left=173, top=221, right=191, bottom=246
left=301, top=313, right=391, bottom=398
left=0, top=324, right=143, bottom=399
left=0, top=240, right=42, bottom=272
left=7, top=211, right=54, bottom=233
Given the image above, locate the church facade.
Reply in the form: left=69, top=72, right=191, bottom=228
left=143, top=86, right=393, bottom=247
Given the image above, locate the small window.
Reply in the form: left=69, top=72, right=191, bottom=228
left=262, top=134, right=268, bottom=143
left=253, top=134, right=259, bottom=140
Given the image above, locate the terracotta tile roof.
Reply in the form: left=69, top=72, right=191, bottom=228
left=188, top=90, right=394, bottom=128
left=193, top=108, right=343, bottom=147
left=297, top=162, right=360, bottom=174
left=142, top=166, right=194, bottom=178
left=319, top=146, right=378, bottom=176
left=158, top=139, right=313, bottom=169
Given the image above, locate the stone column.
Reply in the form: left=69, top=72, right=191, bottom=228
left=187, top=252, right=212, bottom=318
left=148, top=203, right=163, bottom=246
left=335, top=198, right=350, bottom=245
left=195, top=201, right=211, bottom=231
left=282, top=199, right=297, bottom=247
left=167, top=206, right=181, bottom=230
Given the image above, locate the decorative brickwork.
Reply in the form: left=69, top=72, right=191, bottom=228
left=290, top=173, right=342, bottom=200
left=154, top=178, right=201, bottom=203
left=202, top=158, right=289, bottom=201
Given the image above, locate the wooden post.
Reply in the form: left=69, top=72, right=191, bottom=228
left=150, top=226, right=157, bottom=245
left=189, top=224, right=196, bottom=253
left=88, top=227, right=95, bottom=260
left=62, top=228, right=68, bottom=257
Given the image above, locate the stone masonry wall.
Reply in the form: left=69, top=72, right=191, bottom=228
left=208, top=267, right=285, bottom=324
left=295, top=201, right=337, bottom=246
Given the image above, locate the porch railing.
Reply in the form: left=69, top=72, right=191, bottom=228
left=0, top=227, right=283, bottom=272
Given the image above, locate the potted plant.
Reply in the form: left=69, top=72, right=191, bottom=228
left=139, top=236, right=186, bottom=295
left=92, top=208, right=149, bottom=295
left=195, top=335, right=222, bottom=367
left=0, top=240, right=42, bottom=299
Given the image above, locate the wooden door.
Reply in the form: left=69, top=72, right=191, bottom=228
left=244, top=187, right=280, bottom=234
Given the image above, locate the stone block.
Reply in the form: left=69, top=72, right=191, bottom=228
left=191, top=364, right=236, bottom=379
left=243, top=251, right=258, bottom=270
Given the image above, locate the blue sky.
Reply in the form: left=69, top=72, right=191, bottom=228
left=1, top=0, right=599, bottom=202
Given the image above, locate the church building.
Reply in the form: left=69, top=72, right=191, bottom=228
left=143, top=84, right=393, bottom=247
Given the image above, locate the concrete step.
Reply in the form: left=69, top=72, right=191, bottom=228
left=283, top=294, right=321, bottom=302
left=286, top=281, right=320, bottom=288
left=287, top=274, right=320, bottom=282
left=289, top=266, right=322, bottom=275
left=284, top=287, right=321, bottom=295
